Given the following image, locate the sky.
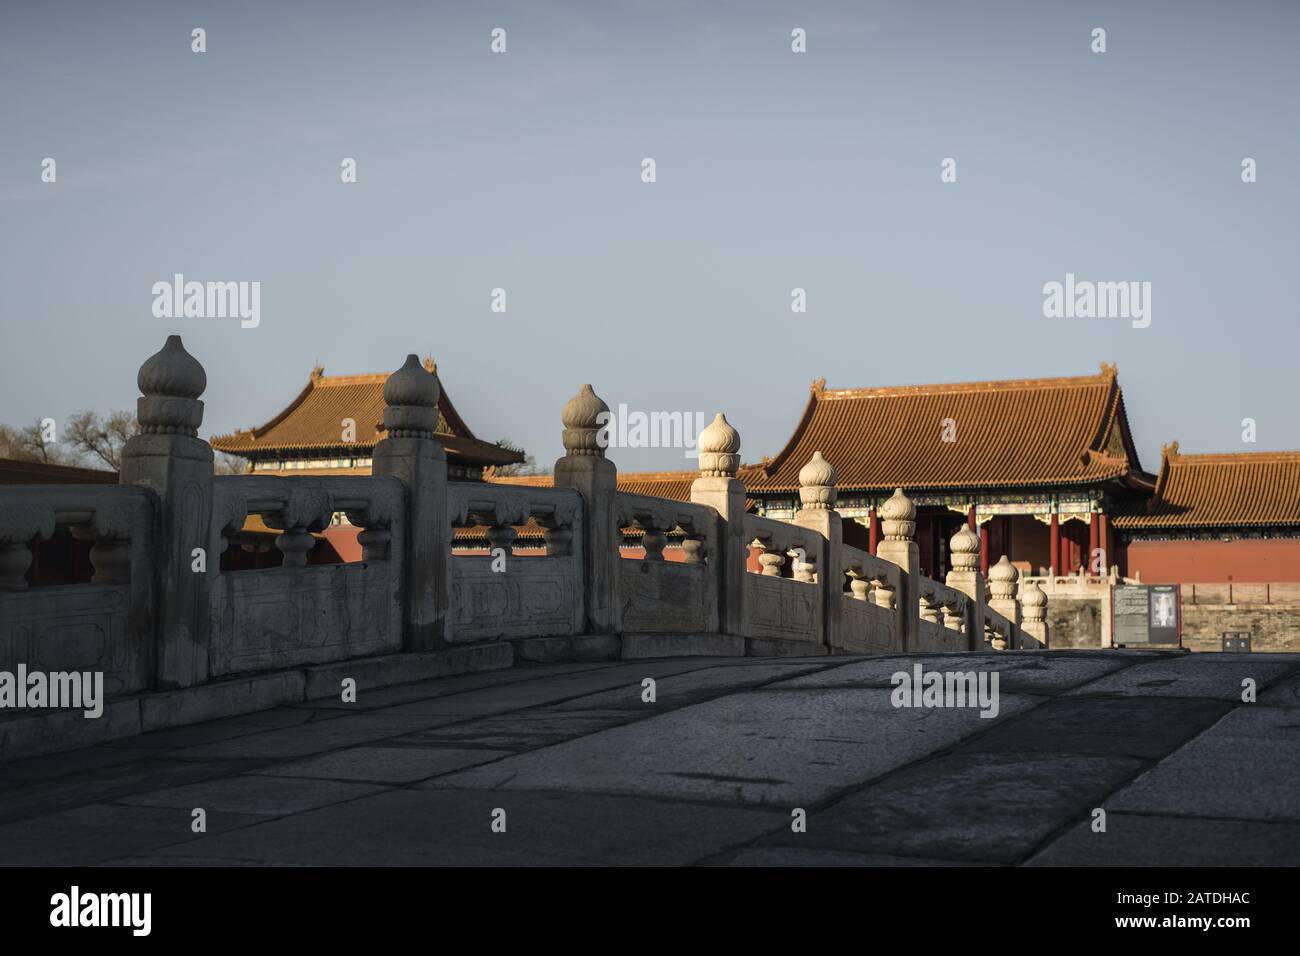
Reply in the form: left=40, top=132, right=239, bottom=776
left=2, top=0, right=1298, bottom=474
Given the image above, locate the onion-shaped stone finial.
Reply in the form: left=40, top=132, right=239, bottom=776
left=382, top=354, right=440, bottom=438
left=1020, top=579, right=1048, bottom=622
left=561, top=384, right=610, bottom=457
left=989, top=554, right=1019, bottom=600
left=880, top=488, right=916, bottom=541
left=798, top=451, right=837, bottom=510
left=698, top=413, right=741, bottom=477
left=950, top=523, right=981, bottom=572
left=136, top=335, right=206, bottom=436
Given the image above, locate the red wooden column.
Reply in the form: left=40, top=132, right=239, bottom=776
left=979, top=521, right=990, bottom=577
left=1049, top=512, right=1060, bottom=575
left=1098, top=512, right=1110, bottom=573
left=1088, top=512, right=1099, bottom=573
left=967, top=504, right=976, bottom=530
left=867, top=505, right=879, bottom=555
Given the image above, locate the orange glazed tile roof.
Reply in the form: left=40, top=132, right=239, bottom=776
left=748, top=364, right=1145, bottom=493
left=1113, top=444, right=1300, bottom=529
left=211, top=363, right=524, bottom=468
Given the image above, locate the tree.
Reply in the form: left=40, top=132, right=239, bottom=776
left=63, top=410, right=138, bottom=471
left=213, top=452, right=250, bottom=475
left=0, top=419, right=69, bottom=464
left=491, top=438, right=546, bottom=477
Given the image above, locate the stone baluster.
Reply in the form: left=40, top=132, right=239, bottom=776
left=846, top=566, right=870, bottom=601
left=987, top=554, right=1020, bottom=650
left=1019, top=579, right=1050, bottom=648
left=945, top=523, right=987, bottom=652
left=542, top=523, right=573, bottom=557
left=875, top=488, right=918, bottom=650
left=275, top=528, right=315, bottom=567
left=942, top=594, right=965, bottom=633
left=265, top=488, right=331, bottom=568
left=757, top=542, right=785, bottom=576
left=919, top=586, right=943, bottom=625
left=690, top=412, right=746, bottom=638
left=870, top=572, right=896, bottom=610
left=0, top=503, right=55, bottom=589
left=119, top=335, right=214, bottom=688
left=70, top=527, right=132, bottom=585
left=680, top=530, right=707, bottom=565
left=793, top=451, right=839, bottom=648
left=356, top=525, right=392, bottom=562
left=790, top=548, right=816, bottom=583
left=485, top=523, right=518, bottom=557
left=637, top=521, right=667, bottom=561
left=554, top=384, right=613, bottom=633
left=372, top=354, right=448, bottom=649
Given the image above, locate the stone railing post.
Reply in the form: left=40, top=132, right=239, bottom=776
left=792, top=451, right=840, bottom=651
left=875, top=488, right=919, bottom=652
left=1020, top=579, right=1050, bottom=648
left=372, top=354, right=448, bottom=650
left=689, top=412, right=745, bottom=638
left=988, top=555, right=1020, bottom=651
left=945, top=523, right=988, bottom=651
left=118, top=335, right=213, bottom=689
left=553, top=384, right=616, bottom=634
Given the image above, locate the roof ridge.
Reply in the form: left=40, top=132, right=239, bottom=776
left=818, top=370, right=1113, bottom=400
left=312, top=373, right=389, bottom=386
left=1169, top=449, right=1300, bottom=464
left=616, top=469, right=706, bottom=480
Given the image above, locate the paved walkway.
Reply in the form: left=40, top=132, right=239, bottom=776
left=1, top=650, right=1298, bottom=866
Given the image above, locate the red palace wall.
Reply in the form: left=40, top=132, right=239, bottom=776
left=1122, top=537, right=1300, bottom=584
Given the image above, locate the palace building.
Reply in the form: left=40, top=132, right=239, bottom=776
left=210, top=359, right=1300, bottom=587
left=741, top=364, right=1151, bottom=580
left=210, top=359, right=524, bottom=480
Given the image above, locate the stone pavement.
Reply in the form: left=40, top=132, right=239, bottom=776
left=1, top=650, right=1298, bottom=866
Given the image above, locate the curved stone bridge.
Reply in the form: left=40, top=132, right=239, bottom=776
left=1, top=649, right=1296, bottom=866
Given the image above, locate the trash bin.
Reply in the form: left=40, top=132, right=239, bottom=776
left=1221, top=632, right=1252, bottom=652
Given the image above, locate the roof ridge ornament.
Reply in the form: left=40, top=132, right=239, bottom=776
left=810, top=376, right=826, bottom=392
left=1100, top=361, right=1117, bottom=377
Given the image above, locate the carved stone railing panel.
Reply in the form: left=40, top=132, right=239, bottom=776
left=914, top=575, right=969, bottom=651
left=744, top=513, right=821, bottom=586
left=742, top=572, right=822, bottom=643
left=208, top=475, right=406, bottom=677
left=445, top=484, right=585, bottom=641
left=615, top=492, right=719, bottom=634
left=0, top=485, right=156, bottom=697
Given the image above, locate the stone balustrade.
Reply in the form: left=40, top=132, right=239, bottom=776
left=0, top=337, right=1049, bottom=759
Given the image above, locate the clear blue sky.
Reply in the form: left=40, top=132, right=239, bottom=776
left=2, top=0, right=1297, bottom=474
